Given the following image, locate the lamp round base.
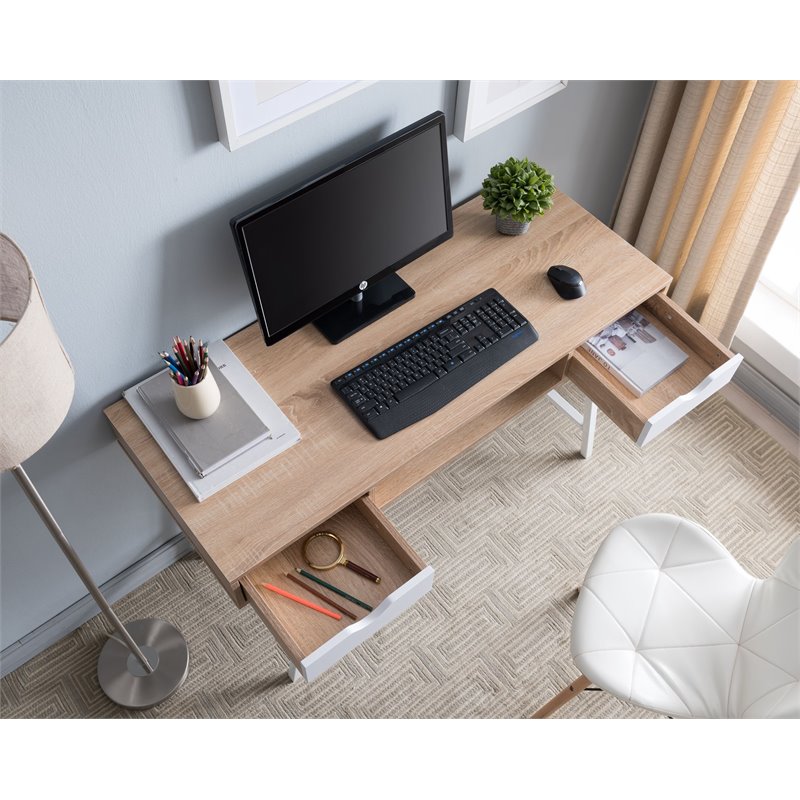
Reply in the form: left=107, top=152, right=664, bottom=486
left=97, top=619, right=189, bottom=709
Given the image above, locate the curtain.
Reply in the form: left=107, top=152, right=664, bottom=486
left=613, top=80, right=800, bottom=346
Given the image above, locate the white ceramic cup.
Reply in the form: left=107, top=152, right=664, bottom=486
left=172, top=369, right=221, bottom=419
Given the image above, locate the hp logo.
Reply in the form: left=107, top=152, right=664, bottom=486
left=359, top=280, right=368, bottom=291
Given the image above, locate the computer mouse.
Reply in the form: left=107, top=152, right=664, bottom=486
left=547, top=264, right=586, bottom=300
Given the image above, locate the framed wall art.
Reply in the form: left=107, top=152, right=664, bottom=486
left=453, top=80, right=568, bottom=142
left=210, top=80, right=375, bottom=151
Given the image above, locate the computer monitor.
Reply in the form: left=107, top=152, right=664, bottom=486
left=230, top=111, right=453, bottom=345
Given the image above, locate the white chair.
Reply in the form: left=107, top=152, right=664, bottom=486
left=533, top=514, right=800, bottom=718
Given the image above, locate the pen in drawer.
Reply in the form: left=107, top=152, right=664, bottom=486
left=285, top=573, right=359, bottom=621
left=261, top=583, right=342, bottom=620
left=295, top=568, right=374, bottom=612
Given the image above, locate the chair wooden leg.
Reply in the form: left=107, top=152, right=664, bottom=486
left=531, top=674, right=591, bottom=718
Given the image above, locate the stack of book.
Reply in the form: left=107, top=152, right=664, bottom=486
left=582, top=309, right=688, bottom=397
left=124, top=341, right=300, bottom=501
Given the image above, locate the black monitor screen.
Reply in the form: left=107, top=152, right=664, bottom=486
left=232, top=112, right=452, bottom=345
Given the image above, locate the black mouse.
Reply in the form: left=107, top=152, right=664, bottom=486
left=547, top=264, right=586, bottom=300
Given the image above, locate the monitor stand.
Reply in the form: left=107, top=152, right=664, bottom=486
left=314, top=273, right=415, bottom=344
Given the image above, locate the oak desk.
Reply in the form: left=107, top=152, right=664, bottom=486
left=104, top=192, right=739, bottom=681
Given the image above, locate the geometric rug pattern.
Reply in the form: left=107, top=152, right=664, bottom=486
left=2, top=387, right=797, bottom=718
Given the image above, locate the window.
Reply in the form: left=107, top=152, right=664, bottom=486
left=757, top=190, right=800, bottom=312
left=733, top=190, right=800, bottom=399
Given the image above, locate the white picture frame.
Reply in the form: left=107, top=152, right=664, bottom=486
left=453, top=80, right=568, bottom=142
left=209, top=81, right=375, bottom=151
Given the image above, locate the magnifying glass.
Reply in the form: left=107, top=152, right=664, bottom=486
left=302, top=531, right=381, bottom=584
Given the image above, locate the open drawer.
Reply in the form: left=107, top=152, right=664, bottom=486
left=567, top=292, right=743, bottom=447
left=241, top=496, right=434, bottom=682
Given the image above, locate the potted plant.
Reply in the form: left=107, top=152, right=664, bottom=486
left=480, top=157, right=555, bottom=235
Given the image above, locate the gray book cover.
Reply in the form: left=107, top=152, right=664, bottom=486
left=137, top=363, right=270, bottom=477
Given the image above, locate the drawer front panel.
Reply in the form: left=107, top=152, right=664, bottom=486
left=301, top=566, right=435, bottom=682
left=637, top=354, right=743, bottom=446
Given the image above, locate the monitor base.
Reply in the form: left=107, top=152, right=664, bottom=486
left=315, top=273, right=415, bottom=344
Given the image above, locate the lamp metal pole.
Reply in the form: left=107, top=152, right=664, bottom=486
left=11, top=465, right=154, bottom=673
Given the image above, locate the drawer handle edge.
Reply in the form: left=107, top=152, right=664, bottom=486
left=637, top=354, right=743, bottom=446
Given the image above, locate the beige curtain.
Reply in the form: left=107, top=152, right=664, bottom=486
left=614, top=80, right=800, bottom=346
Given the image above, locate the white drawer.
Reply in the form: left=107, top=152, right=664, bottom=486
left=241, top=496, right=433, bottom=682
left=568, top=292, right=743, bottom=447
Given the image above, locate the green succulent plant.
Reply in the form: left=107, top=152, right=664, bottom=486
left=480, top=157, right=555, bottom=223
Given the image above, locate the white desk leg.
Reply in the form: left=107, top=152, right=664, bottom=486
left=580, top=398, right=597, bottom=459
left=547, top=390, right=598, bottom=459
left=287, top=664, right=301, bottom=683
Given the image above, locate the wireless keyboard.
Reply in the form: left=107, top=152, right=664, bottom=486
left=332, top=289, right=539, bottom=439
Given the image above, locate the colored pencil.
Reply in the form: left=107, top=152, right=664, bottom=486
left=173, top=343, right=189, bottom=374
left=162, top=360, right=182, bottom=379
left=175, top=338, right=190, bottom=372
left=184, top=338, right=196, bottom=372
left=285, top=573, right=358, bottom=621
left=161, top=337, right=208, bottom=382
left=262, top=583, right=341, bottom=620
left=295, top=568, right=373, bottom=612
left=160, top=352, right=182, bottom=371
left=186, top=339, right=197, bottom=372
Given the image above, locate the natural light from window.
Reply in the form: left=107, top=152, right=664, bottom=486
left=757, top=190, right=800, bottom=312
left=734, top=190, right=800, bottom=394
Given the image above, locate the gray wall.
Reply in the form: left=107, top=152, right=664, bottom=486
left=0, top=80, right=652, bottom=648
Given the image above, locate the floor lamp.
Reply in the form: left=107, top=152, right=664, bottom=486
left=1, top=233, right=189, bottom=709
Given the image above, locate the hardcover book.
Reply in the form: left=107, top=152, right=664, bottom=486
left=124, top=341, right=300, bottom=501
left=137, top=363, right=271, bottom=477
left=582, top=309, right=688, bottom=397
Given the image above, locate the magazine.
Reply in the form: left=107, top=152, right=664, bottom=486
left=582, top=309, right=688, bottom=397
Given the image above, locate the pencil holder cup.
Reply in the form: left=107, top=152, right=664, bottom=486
left=172, top=369, right=221, bottom=419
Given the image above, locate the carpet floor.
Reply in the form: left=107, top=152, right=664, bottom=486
left=2, top=387, right=797, bottom=719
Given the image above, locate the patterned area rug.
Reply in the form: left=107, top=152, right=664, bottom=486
left=2, top=388, right=797, bottom=718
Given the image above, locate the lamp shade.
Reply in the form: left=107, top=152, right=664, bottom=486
left=0, top=234, right=74, bottom=470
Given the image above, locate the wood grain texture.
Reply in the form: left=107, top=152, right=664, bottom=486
left=241, top=502, right=419, bottom=664
left=643, top=293, right=730, bottom=368
left=104, top=191, right=674, bottom=595
left=531, top=674, right=591, bottom=718
left=353, top=496, right=426, bottom=573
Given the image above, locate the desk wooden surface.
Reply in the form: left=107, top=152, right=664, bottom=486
left=104, top=192, right=671, bottom=598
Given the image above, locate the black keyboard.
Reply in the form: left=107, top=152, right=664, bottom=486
left=332, top=289, right=539, bottom=439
